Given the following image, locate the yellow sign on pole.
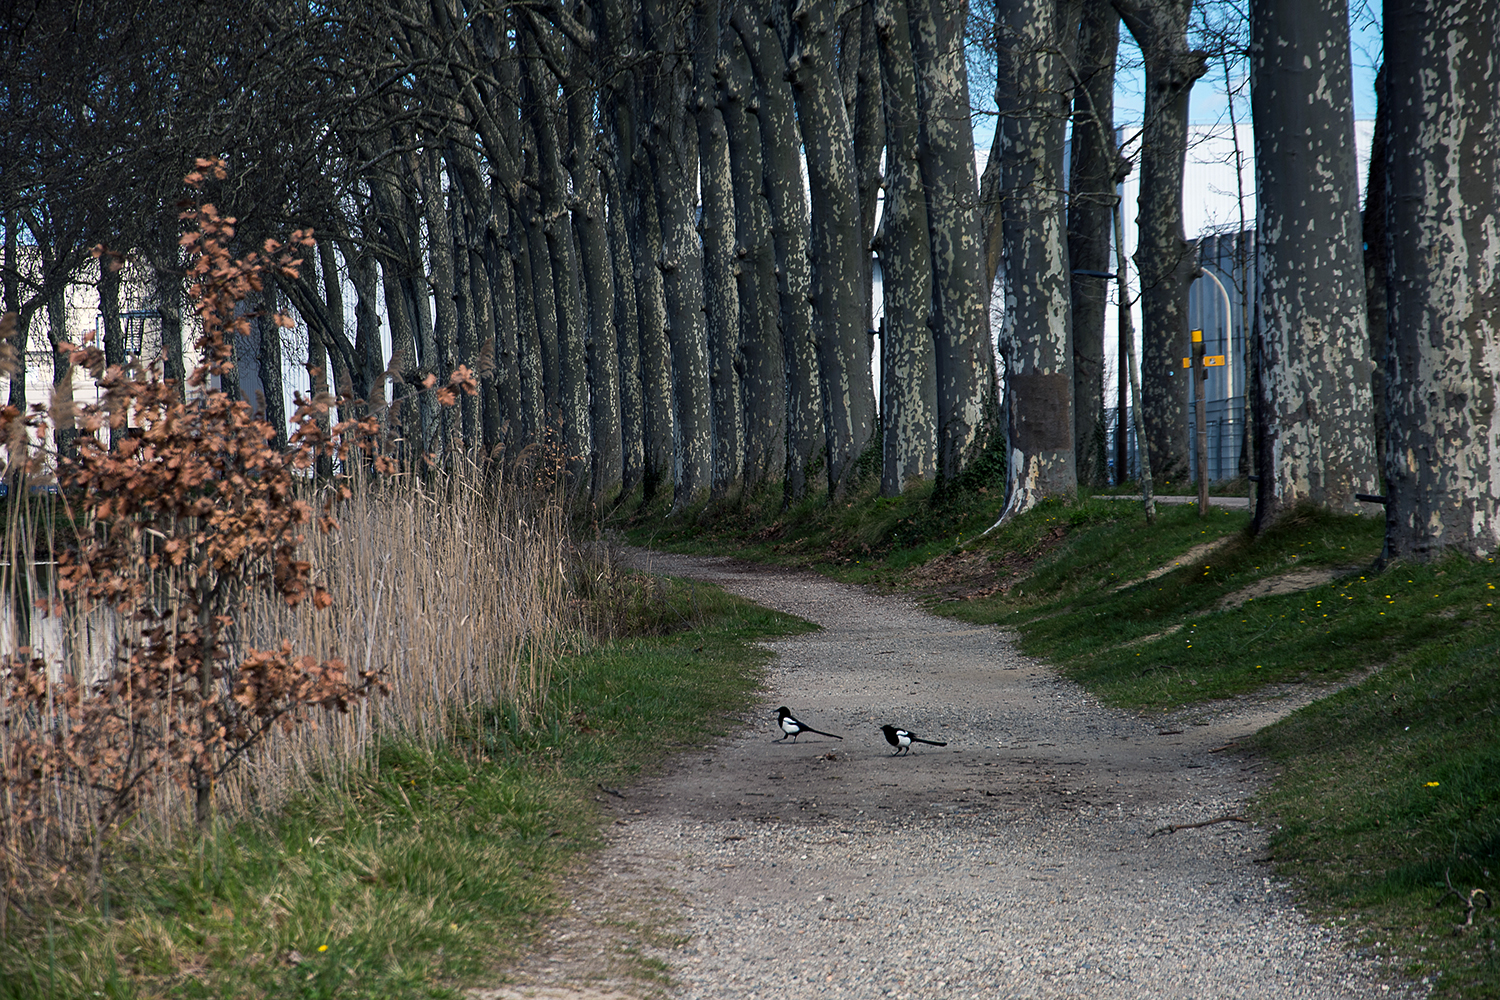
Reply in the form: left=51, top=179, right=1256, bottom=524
left=1183, top=355, right=1227, bottom=367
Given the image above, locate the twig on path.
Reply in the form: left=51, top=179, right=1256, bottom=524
left=1208, top=741, right=1239, bottom=753
left=598, top=783, right=626, bottom=799
left=1437, top=868, right=1492, bottom=928
left=1149, top=814, right=1250, bottom=836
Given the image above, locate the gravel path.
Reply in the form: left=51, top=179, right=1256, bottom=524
left=475, top=552, right=1420, bottom=1000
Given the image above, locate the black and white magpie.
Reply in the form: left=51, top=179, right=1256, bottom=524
left=881, top=724, right=947, bottom=755
left=774, top=706, right=843, bottom=742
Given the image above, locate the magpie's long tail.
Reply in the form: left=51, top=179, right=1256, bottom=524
left=806, top=727, right=843, bottom=740
left=912, top=737, right=946, bottom=746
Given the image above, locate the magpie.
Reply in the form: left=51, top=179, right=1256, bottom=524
left=882, top=724, right=947, bottom=755
left=774, top=706, right=842, bottom=742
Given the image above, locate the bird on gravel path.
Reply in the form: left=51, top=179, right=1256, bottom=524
left=774, top=706, right=842, bottom=742
left=882, top=724, right=947, bottom=755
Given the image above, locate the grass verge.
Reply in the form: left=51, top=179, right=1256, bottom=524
left=613, top=487, right=1500, bottom=996
left=0, top=574, right=814, bottom=999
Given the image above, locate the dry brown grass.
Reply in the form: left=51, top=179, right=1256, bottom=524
left=0, top=457, right=572, bottom=895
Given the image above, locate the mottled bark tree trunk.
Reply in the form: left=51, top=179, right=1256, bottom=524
left=564, top=23, right=623, bottom=504
left=852, top=2, right=885, bottom=348
left=1112, top=0, right=1205, bottom=484
left=908, top=0, right=998, bottom=485
left=370, top=171, right=423, bottom=449
left=343, top=226, right=386, bottom=412
left=419, top=147, right=461, bottom=458
left=694, top=0, right=744, bottom=499
left=789, top=0, right=876, bottom=494
left=647, top=6, right=712, bottom=509
left=510, top=197, right=546, bottom=444
left=523, top=33, right=590, bottom=487
left=600, top=0, right=668, bottom=501
left=721, top=29, right=788, bottom=493
left=447, top=146, right=507, bottom=453
left=995, top=0, right=1077, bottom=520
left=1362, top=64, right=1389, bottom=491
left=606, top=160, right=645, bottom=497
left=874, top=0, right=937, bottom=496
left=519, top=122, right=560, bottom=426
left=1067, top=0, right=1120, bottom=487
left=1382, top=0, right=1500, bottom=560
left=732, top=2, right=824, bottom=499
left=1250, top=0, right=1376, bottom=528
left=450, top=185, right=480, bottom=447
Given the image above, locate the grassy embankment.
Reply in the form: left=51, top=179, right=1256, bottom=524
left=0, top=484, right=813, bottom=1000
left=613, top=468, right=1499, bottom=997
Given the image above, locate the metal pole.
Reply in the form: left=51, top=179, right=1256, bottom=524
left=1194, top=329, right=1208, bottom=516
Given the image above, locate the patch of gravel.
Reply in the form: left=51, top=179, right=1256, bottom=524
left=473, top=552, right=1424, bottom=1000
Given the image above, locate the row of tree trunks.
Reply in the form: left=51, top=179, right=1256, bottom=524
left=730, top=1, right=825, bottom=500
left=720, top=26, right=789, bottom=494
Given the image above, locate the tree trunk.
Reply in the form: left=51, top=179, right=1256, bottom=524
left=519, top=123, right=561, bottom=425
left=789, top=0, right=876, bottom=494
left=370, top=171, right=423, bottom=449
left=99, top=253, right=125, bottom=371
left=510, top=197, right=546, bottom=445
left=1112, top=0, right=1205, bottom=485
left=523, top=34, right=590, bottom=488
left=995, top=0, right=1077, bottom=521
left=1250, top=0, right=1376, bottom=527
left=873, top=0, right=937, bottom=496
left=418, top=146, right=460, bottom=459
left=721, top=28, right=788, bottom=493
left=257, top=290, right=288, bottom=449
left=731, top=2, right=824, bottom=499
left=98, top=254, right=126, bottom=450
left=606, top=158, right=645, bottom=497
left=1067, top=0, right=1120, bottom=487
left=343, top=226, right=385, bottom=411
left=623, top=138, right=675, bottom=502
left=45, top=282, right=77, bottom=460
left=1362, top=64, right=1389, bottom=492
left=563, top=25, right=623, bottom=505
left=852, top=2, right=885, bottom=349
left=1382, top=0, right=1500, bottom=560
left=446, top=144, right=504, bottom=453
left=908, top=0, right=998, bottom=485
left=694, top=0, right=744, bottom=499
left=646, top=7, right=712, bottom=509
left=152, top=246, right=186, bottom=398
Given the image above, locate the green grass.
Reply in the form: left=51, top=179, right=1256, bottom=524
left=0, top=576, right=815, bottom=999
left=1254, top=637, right=1500, bottom=996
